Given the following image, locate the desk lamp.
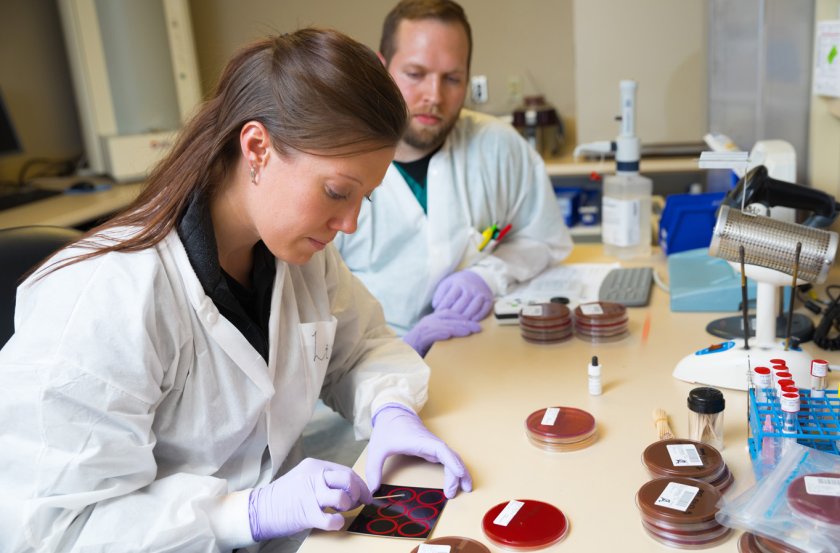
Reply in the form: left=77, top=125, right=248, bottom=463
left=672, top=200, right=838, bottom=391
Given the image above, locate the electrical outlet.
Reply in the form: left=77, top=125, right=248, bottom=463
left=471, top=75, right=488, bottom=104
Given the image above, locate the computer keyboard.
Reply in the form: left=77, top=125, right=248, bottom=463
left=599, top=266, right=654, bottom=307
left=0, top=187, right=62, bottom=211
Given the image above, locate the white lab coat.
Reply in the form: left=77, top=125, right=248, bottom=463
left=0, top=228, right=429, bottom=553
left=335, top=109, right=573, bottom=335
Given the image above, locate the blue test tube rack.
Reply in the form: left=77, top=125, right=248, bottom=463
left=748, top=388, right=840, bottom=472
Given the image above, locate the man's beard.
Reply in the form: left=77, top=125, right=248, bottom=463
left=402, top=113, right=459, bottom=152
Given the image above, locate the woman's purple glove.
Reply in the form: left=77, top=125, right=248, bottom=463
left=403, top=311, right=481, bottom=357
left=248, top=457, right=372, bottom=541
left=365, top=405, right=472, bottom=499
left=432, top=270, right=494, bottom=321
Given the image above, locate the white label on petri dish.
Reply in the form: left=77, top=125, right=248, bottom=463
left=654, top=482, right=699, bottom=512
left=419, top=546, right=451, bottom=553
left=804, top=476, right=840, bottom=497
left=580, top=303, right=604, bottom=316
left=493, top=500, right=525, bottom=526
left=541, top=407, right=560, bottom=426
left=666, top=444, right=704, bottom=467
left=521, top=305, right=543, bottom=317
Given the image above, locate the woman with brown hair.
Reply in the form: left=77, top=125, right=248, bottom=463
left=0, top=28, right=470, bottom=552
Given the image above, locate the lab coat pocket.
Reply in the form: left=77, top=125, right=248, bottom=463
left=456, top=226, right=490, bottom=271
left=297, top=316, right=338, bottom=384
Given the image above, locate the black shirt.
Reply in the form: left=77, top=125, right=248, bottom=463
left=176, top=192, right=276, bottom=362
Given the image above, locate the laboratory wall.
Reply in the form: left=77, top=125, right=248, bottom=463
left=810, top=0, right=840, bottom=200
left=3, top=0, right=836, bottom=199
left=573, top=0, right=708, bottom=145
left=187, top=0, right=577, bottom=136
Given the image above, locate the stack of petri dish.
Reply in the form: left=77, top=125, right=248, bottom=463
left=518, top=303, right=573, bottom=344
left=738, top=532, right=806, bottom=552
left=525, top=406, right=598, bottom=452
left=482, top=499, right=569, bottom=550
left=642, top=439, right=734, bottom=493
left=573, top=301, right=629, bottom=342
left=410, top=536, right=492, bottom=553
left=636, top=477, right=730, bottom=548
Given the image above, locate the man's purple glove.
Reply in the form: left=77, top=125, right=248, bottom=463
left=248, top=457, right=372, bottom=541
left=365, top=405, right=472, bottom=499
left=431, top=270, right=494, bottom=321
left=403, top=310, right=481, bottom=357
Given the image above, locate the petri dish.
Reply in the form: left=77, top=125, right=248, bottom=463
left=636, top=477, right=722, bottom=527
left=410, top=536, right=492, bottom=553
left=641, top=439, right=726, bottom=483
left=574, top=301, right=627, bottom=324
left=519, top=303, right=571, bottom=326
left=520, top=303, right=573, bottom=344
left=526, top=430, right=598, bottom=453
left=482, top=499, right=568, bottom=550
left=526, top=407, right=596, bottom=443
left=641, top=517, right=731, bottom=544
left=739, top=532, right=758, bottom=553
left=641, top=522, right=730, bottom=549
left=753, top=532, right=807, bottom=553
left=786, top=472, right=840, bottom=526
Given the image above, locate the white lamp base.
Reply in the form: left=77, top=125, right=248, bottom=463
left=672, top=339, right=812, bottom=391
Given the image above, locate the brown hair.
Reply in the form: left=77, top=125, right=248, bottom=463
left=380, top=0, right=472, bottom=69
left=43, top=28, right=407, bottom=273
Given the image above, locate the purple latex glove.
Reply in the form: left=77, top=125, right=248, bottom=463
left=248, top=457, right=372, bottom=541
left=403, top=310, right=481, bottom=357
left=365, top=404, right=472, bottom=499
left=431, top=270, right=494, bottom=321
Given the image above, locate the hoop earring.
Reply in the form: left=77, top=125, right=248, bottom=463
left=249, top=165, right=258, bottom=186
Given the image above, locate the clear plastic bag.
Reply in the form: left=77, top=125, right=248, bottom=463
left=716, top=443, right=840, bottom=552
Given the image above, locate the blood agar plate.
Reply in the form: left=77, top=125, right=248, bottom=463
left=519, top=303, right=573, bottom=344
left=482, top=499, right=568, bottom=550
left=641, top=439, right=733, bottom=492
left=786, top=472, right=840, bottom=526
left=636, top=477, right=730, bottom=548
left=574, top=301, right=629, bottom=342
left=525, top=406, right=597, bottom=452
left=739, top=531, right=805, bottom=553
left=410, top=536, right=492, bottom=553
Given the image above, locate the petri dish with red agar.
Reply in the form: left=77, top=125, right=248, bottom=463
left=525, top=406, right=597, bottom=452
left=786, top=472, right=840, bottom=527
left=573, top=301, right=629, bottom=342
left=410, top=536, right=492, bottom=553
left=482, top=499, right=568, bottom=550
left=636, top=477, right=730, bottom=548
left=642, top=439, right=733, bottom=493
left=519, top=303, right=573, bottom=344
left=738, top=531, right=806, bottom=553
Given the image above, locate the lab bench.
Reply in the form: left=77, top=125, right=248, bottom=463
left=297, top=244, right=840, bottom=553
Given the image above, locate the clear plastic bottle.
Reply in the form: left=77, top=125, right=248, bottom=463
left=601, top=171, right=652, bottom=259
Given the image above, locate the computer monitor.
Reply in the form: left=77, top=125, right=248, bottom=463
left=0, top=88, right=22, bottom=157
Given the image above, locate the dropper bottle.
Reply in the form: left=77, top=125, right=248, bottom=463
left=588, top=356, right=602, bottom=396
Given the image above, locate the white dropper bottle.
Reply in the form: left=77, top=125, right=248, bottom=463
left=588, top=356, right=602, bottom=396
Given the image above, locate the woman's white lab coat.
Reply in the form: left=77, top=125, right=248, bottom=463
left=0, top=229, right=429, bottom=552
left=336, top=109, right=573, bottom=335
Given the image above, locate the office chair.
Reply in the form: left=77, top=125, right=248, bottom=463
left=0, top=225, right=82, bottom=347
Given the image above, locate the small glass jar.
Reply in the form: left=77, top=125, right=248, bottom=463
left=687, top=387, right=725, bottom=451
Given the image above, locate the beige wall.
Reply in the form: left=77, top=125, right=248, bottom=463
left=189, top=0, right=577, bottom=128
left=810, top=0, right=840, bottom=200
left=573, top=0, right=707, bottom=145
